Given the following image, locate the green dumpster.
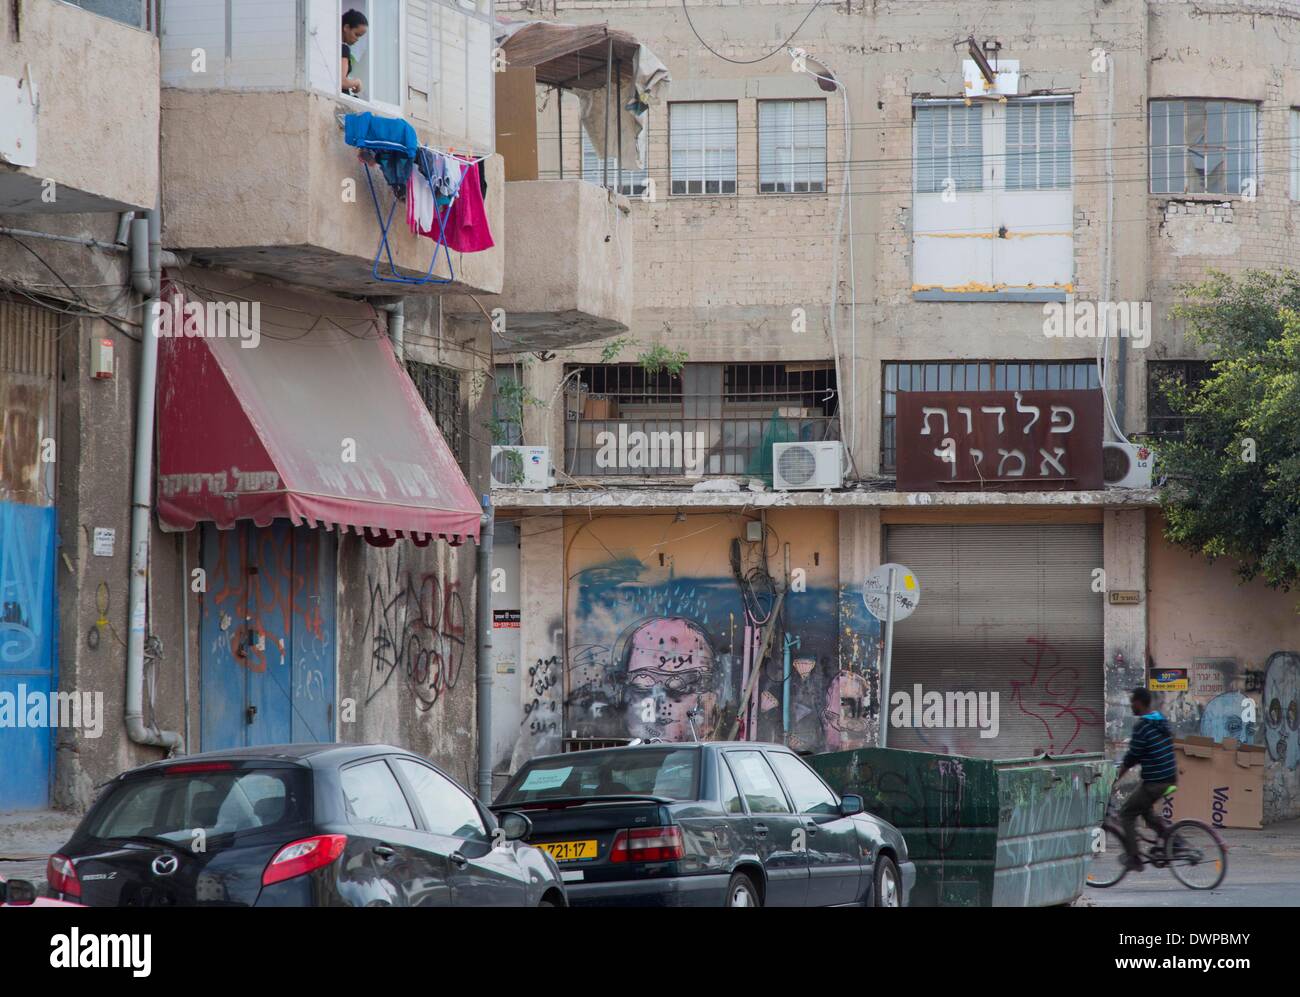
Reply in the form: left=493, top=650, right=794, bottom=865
left=811, top=747, right=1116, bottom=907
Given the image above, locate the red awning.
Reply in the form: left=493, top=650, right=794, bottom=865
left=156, top=273, right=481, bottom=545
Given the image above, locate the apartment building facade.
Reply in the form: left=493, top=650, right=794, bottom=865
left=488, top=0, right=1300, bottom=822
left=0, top=0, right=635, bottom=810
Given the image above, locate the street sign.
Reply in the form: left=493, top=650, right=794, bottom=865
left=863, top=563, right=920, bottom=622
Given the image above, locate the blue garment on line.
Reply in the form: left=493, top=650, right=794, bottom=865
left=343, top=111, right=419, bottom=158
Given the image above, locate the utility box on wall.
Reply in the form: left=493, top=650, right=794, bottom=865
left=1162, top=737, right=1267, bottom=830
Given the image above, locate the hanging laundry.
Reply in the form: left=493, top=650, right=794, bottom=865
left=443, top=159, right=494, bottom=254
left=344, top=111, right=419, bottom=198
left=407, top=170, right=437, bottom=237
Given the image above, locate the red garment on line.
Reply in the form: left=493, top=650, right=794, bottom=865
left=443, top=160, right=494, bottom=253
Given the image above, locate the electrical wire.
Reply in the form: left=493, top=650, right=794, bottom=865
left=681, top=0, right=829, bottom=65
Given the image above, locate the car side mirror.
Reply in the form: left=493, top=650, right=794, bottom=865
left=1, top=879, right=37, bottom=905
left=498, top=810, right=532, bottom=842
left=839, top=794, right=864, bottom=817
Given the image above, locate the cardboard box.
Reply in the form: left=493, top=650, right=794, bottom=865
left=1159, top=736, right=1266, bottom=829
left=582, top=396, right=618, bottom=420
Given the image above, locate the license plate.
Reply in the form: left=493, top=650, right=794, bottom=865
left=537, top=839, right=598, bottom=862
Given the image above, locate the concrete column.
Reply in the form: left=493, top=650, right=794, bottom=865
left=512, top=512, right=565, bottom=769
left=837, top=508, right=883, bottom=747
left=1103, top=508, right=1148, bottom=751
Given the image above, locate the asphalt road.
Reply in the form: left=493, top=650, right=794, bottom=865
left=1086, top=817, right=1300, bottom=907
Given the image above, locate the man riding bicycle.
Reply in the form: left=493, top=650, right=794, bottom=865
left=1116, top=687, right=1178, bottom=871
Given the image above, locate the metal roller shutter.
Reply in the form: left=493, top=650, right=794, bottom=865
left=884, top=523, right=1104, bottom=758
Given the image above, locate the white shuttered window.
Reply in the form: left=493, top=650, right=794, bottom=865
left=914, top=103, right=983, bottom=193
left=758, top=99, right=826, bottom=193
left=670, top=102, right=737, bottom=196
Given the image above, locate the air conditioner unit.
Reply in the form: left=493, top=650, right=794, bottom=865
left=773, top=441, right=844, bottom=490
left=491, top=446, right=553, bottom=490
left=1103, top=442, right=1155, bottom=488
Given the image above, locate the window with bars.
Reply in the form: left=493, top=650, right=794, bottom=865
left=490, top=363, right=525, bottom=447
left=914, top=102, right=983, bottom=193
left=582, top=121, right=650, bottom=196
left=407, top=361, right=465, bottom=465
left=758, top=99, right=827, bottom=194
left=1006, top=99, right=1072, bottom=190
left=563, top=362, right=838, bottom=476
left=1149, top=99, right=1257, bottom=196
left=670, top=102, right=737, bottom=196
left=1147, top=360, right=1212, bottom=437
left=881, top=360, right=1101, bottom=470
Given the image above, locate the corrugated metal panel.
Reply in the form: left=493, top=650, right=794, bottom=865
left=0, top=298, right=58, bottom=377
left=884, top=524, right=1104, bottom=758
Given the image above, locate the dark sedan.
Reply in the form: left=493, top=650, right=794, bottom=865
left=492, top=742, right=915, bottom=907
left=48, top=743, right=565, bottom=907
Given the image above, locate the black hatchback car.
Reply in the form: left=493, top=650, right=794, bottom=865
left=493, top=742, right=915, bottom=907
left=48, top=744, right=565, bottom=907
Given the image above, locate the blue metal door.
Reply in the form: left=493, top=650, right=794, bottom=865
left=0, top=502, right=57, bottom=808
left=200, top=522, right=336, bottom=749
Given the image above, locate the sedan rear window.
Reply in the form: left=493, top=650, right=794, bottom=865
left=500, top=748, right=699, bottom=804
left=85, top=768, right=310, bottom=846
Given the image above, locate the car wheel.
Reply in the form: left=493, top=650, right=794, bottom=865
left=726, top=872, right=760, bottom=907
left=873, top=857, right=901, bottom=908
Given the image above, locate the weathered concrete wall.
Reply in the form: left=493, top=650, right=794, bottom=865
left=160, top=89, right=504, bottom=296
left=1102, top=509, right=1149, bottom=752
left=0, top=0, right=158, bottom=212
left=1146, top=509, right=1300, bottom=822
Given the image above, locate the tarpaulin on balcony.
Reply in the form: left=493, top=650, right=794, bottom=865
left=155, top=271, right=481, bottom=545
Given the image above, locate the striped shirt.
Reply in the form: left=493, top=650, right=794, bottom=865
left=1123, top=712, right=1178, bottom=783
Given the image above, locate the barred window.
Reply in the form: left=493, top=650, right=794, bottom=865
left=407, top=361, right=465, bottom=465
left=1006, top=99, right=1072, bottom=190
left=914, top=102, right=983, bottom=193
left=1150, top=99, right=1257, bottom=196
left=1147, top=360, right=1212, bottom=437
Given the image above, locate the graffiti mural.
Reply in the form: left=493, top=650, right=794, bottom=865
left=564, top=512, right=866, bottom=752
left=1263, top=652, right=1300, bottom=769
left=361, top=547, right=466, bottom=712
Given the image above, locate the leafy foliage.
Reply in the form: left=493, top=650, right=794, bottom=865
left=1158, top=270, right=1300, bottom=591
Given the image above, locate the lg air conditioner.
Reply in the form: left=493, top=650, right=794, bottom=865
left=1102, top=442, right=1155, bottom=488
left=772, top=441, right=844, bottom=490
left=491, top=445, right=553, bottom=490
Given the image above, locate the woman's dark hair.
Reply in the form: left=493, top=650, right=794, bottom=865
left=342, top=9, right=368, bottom=29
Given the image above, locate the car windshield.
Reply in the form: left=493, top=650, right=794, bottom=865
left=500, top=748, right=699, bottom=804
left=84, top=767, right=311, bottom=846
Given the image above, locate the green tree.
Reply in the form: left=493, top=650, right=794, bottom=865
left=1158, top=269, right=1300, bottom=590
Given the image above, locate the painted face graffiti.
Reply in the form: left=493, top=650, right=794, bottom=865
left=623, top=617, right=717, bottom=742
left=1263, top=652, right=1300, bottom=768
left=822, top=670, right=871, bottom=752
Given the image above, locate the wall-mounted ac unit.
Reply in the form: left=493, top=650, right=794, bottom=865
left=491, top=445, right=553, bottom=490
left=1103, top=442, right=1155, bottom=488
left=773, top=441, right=844, bottom=491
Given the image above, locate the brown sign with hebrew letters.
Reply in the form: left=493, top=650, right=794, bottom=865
left=895, top=389, right=1104, bottom=490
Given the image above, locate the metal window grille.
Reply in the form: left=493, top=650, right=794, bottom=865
left=564, top=362, right=839, bottom=477
left=1146, top=360, right=1212, bottom=437
left=407, top=360, right=465, bottom=465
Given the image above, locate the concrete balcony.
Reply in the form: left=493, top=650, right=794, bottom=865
left=159, top=89, right=503, bottom=296
left=0, top=0, right=158, bottom=212
left=451, top=180, right=633, bottom=351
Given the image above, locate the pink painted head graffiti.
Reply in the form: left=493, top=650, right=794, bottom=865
left=623, top=617, right=716, bottom=742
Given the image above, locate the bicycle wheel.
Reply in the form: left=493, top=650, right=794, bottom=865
left=1085, top=821, right=1130, bottom=888
left=1166, top=821, right=1227, bottom=890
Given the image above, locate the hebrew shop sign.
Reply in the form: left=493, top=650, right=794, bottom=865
left=895, top=389, right=1104, bottom=490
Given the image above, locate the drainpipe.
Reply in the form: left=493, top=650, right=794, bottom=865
left=475, top=495, right=494, bottom=802
left=124, top=205, right=184, bottom=755
left=373, top=297, right=405, bottom=361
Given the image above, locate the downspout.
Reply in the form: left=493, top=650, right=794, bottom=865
left=374, top=297, right=405, bottom=359
left=124, top=205, right=183, bottom=754
left=475, top=495, right=494, bottom=802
